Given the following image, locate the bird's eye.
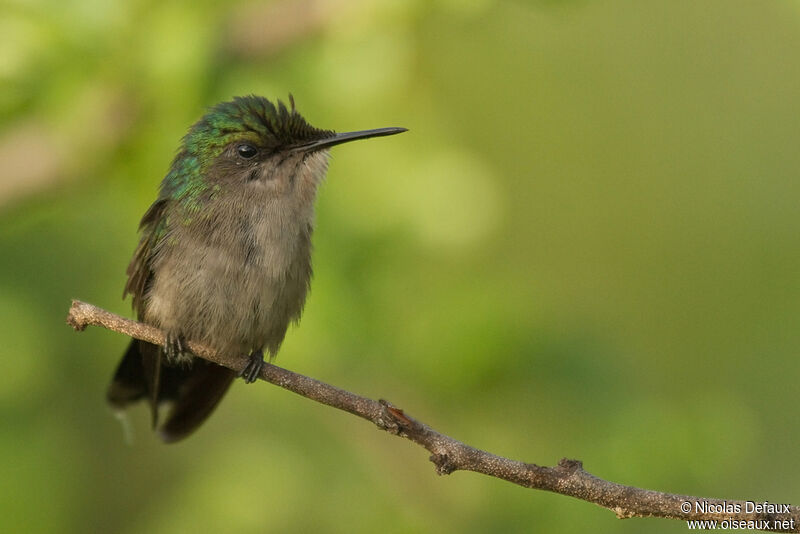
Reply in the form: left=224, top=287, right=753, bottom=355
left=237, top=144, right=258, bottom=159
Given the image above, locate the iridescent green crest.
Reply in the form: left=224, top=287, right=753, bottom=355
left=162, top=95, right=332, bottom=206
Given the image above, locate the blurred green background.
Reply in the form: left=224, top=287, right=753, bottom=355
left=2, top=0, right=799, bottom=532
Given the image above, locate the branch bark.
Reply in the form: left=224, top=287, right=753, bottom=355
left=67, top=299, right=798, bottom=532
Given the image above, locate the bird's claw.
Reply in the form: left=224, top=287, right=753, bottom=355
left=164, top=332, right=186, bottom=362
left=240, top=351, right=265, bottom=383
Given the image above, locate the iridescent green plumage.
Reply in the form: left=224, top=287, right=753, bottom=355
left=162, top=95, right=332, bottom=217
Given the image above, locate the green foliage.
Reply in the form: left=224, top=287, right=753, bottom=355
left=2, top=0, right=799, bottom=532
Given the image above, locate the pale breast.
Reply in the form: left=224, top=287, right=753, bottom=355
left=145, top=193, right=313, bottom=358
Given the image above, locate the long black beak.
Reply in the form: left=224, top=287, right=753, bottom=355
left=292, top=127, right=407, bottom=152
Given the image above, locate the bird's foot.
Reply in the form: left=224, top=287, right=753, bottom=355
left=240, top=350, right=266, bottom=384
left=164, top=332, right=187, bottom=363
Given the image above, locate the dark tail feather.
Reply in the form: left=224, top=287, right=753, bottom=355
left=107, top=339, right=149, bottom=407
left=158, top=361, right=236, bottom=443
left=139, top=342, right=163, bottom=427
left=108, top=339, right=163, bottom=426
left=107, top=339, right=236, bottom=443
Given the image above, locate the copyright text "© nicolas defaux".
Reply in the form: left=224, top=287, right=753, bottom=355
left=681, top=500, right=794, bottom=531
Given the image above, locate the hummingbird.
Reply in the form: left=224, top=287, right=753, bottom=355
left=107, top=95, right=406, bottom=442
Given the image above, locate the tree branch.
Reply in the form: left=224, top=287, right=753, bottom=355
left=67, top=299, right=798, bottom=532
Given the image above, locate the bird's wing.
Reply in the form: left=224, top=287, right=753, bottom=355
left=118, top=198, right=170, bottom=427
left=123, top=198, right=169, bottom=318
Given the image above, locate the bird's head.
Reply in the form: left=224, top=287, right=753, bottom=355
left=165, top=95, right=405, bottom=203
